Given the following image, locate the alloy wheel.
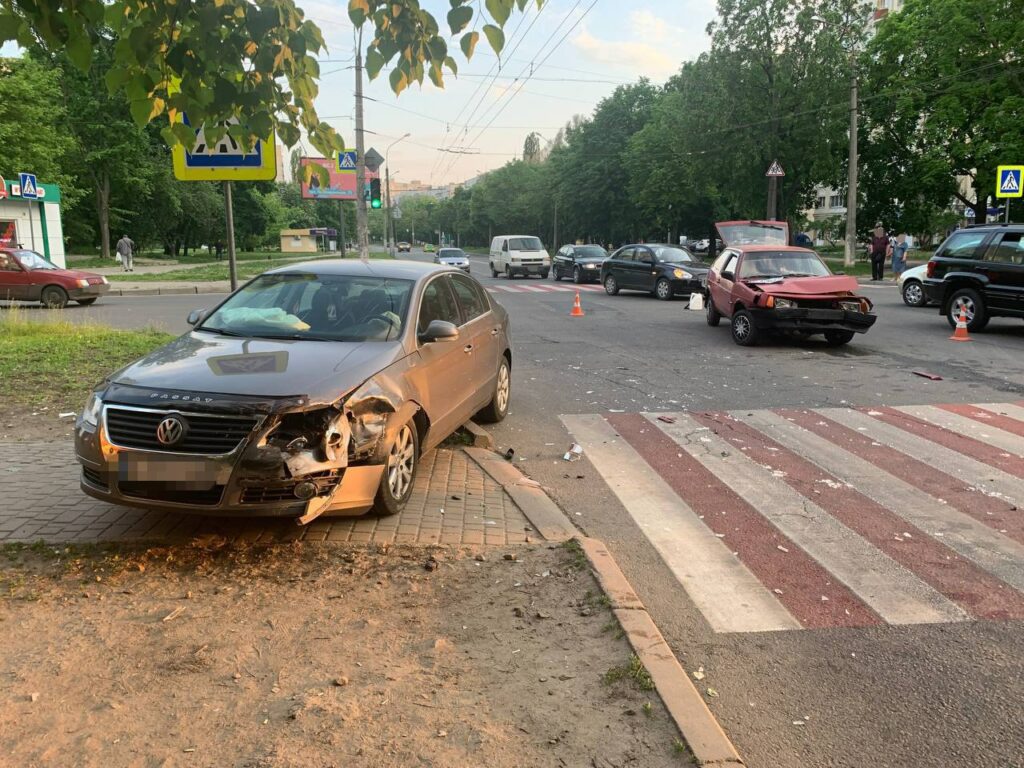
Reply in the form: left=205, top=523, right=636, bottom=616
left=903, top=282, right=924, bottom=306
left=496, top=362, right=510, bottom=414
left=733, top=313, right=751, bottom=341
left=387, top=425, right=415, bottom=500
left=951, top=295, right=975, bottom=323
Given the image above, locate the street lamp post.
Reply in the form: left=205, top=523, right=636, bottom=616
left=814, top=13, right=864, bottom=269
left=385, top=133, right=411, bottom=258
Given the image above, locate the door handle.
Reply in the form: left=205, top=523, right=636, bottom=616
left=463, top=344, right=474, bottom=353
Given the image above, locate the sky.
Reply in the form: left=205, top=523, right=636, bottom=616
left=1, top=0, right=718, bottom=187
left=300, top=0, right=717, bottom=186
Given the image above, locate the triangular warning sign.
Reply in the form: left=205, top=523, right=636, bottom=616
left=340, top=153, right=356, bottom=170
left=766, top=160, right=785, bottom=177
left=1000, top=170, right=1020, bottom=193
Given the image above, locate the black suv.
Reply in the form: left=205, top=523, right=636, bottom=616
left=923, top=224, right=1024, bottom=331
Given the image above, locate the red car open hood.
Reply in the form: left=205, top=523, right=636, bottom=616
left=749, top=275, right=860, bottom=297
left=716, top=220, right=789, bottom=246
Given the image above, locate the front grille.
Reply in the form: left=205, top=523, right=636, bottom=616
left=119, top=481, right=225, bottom=506
left=105, top=407, right=257, bottom=455
left=82, top=467, right=108, bottom=490
left=240, top=471, right=342, bottom=504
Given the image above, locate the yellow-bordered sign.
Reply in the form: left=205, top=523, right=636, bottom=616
left=172, top=116, right=277, bottom=182
left=996, top=165, right=1023, bottom=198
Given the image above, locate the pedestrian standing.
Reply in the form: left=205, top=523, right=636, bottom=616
left=869, top=223, right=888, bottom=281
left=116, top=234, right=135, bottom=272
left=891, top=233, right=909, bottom=280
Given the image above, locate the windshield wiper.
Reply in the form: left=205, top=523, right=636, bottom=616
left=199, top=326, right=249, bottom=337
left=253, top=333, right=336, bottom=342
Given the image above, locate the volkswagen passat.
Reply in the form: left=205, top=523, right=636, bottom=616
left=75, top=261, right=512, bottom=523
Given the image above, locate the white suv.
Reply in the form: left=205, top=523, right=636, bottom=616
left=489, top=235, right=550, bottom=279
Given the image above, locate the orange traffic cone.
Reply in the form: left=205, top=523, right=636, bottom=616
left=949, top=308, right=972, bottom=342
left=570, top=291, right=585, bottom=317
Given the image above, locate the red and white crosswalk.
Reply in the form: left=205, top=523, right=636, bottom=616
left=562, top=403, right=1024, bottom=633
left=485, top=283, right=606, bottom=294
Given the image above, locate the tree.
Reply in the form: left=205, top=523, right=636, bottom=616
left=3, top=0, right=540, bottom=157
left=860, top=0, right=1024, bottom=226
left=0, top=57, right=79, bottom=207
left=523, top=132, right=543, bottom=164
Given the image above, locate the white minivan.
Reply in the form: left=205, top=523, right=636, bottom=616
left=489, top=235, right=551, bottom=279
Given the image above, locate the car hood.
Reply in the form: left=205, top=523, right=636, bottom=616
left=108, top=332, right=407, bottom=404
left=574, top=256, right=606, bottom=264
left=666, top=261, right=709, bottom=273
left=33, top=268, right=104, bottom=281
left=439, top=257, right=469, bottom=264
left=745, top=274, right=860, bottom=296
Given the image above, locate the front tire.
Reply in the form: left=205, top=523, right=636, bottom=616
left=552, top=265, right=561, bottom=281
left=824, top=330, right=855, bottom=346
left=655, top=278, right=673, bottom=301
left=41, top=285, right=69, bottom=309
left=947, top=287, right=988, bottom=332
left=706, top=297, right=721, bottom=327
left=505, top=266, right=515, bottom=280
left=902, top=280, right=927, bottom=307
left=604, top=275, right=619, bottom=295
left=573, top=266, right=583, bottom=284
left=731, top=309, right=759, bottom=346
left=539, top=270, right=549, bottom=280
left=372, top=420, right=419, bottom=517
left=476, top=356, right=511, bottom=424
left=491, top=263, right=499, bottom=278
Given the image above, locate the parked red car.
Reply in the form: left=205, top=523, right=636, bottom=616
left=0, top=248, right=109, bottom=308
left=703, top=221, right=876, bottom=346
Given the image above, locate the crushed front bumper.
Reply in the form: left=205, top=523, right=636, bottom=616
left=75, top=411, right=383, bottom=518
left=69, top=284, right=110, bottom=300
left=749, top=307, right=877, bottom=334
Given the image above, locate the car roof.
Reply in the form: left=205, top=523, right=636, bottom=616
left=620, top=243, right=690, bottom=249
left=264, top=259, right=452, bottom=281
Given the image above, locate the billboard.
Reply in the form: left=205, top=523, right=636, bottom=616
left=300, top=155, right=378, bottom=200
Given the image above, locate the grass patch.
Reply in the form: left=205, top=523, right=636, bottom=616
left=560, top=538, right=589, bottom=571
left=107, top=252, right=393, bottom=282
left=440, top=428, right=474, bottom=448
left=603, top=654, right=655, bottom=691
left=0, top=308, right=174, bottom=412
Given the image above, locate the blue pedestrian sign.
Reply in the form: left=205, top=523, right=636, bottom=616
left=996, top=166, right=1023, bottom=198
left=337, top=150, right=357, bottom=172
left=19, top=173, right=38, bottom=199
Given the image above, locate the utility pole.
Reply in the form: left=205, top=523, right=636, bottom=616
left=224, top=181, right=238, bottom=291
left=338, top=201, right=346, bottom=257
left=553, top=199, right=558, bottom=250
left=354, top=29, right=369, bottom=262
left=386, top=164, right=394, bottom=257
left=843, top=69, right=859, bottom=268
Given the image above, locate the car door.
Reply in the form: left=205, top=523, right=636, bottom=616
left=553, top=246, right=569, bottom=278
left=977, top=231, right=1024, bottom=313
left=448, top=273, right=499, bottom=414
left=611, top=247, right=635, bottom=287
left=633, top=247, right=657, bottom=293
left=713, top=251, right=739, bottom=316
left=0, top=252, right=30, bottom=301
left=414, top=275, right=474, bottom=441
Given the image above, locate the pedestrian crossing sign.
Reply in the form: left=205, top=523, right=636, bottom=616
left=336, top=150, right=357, bottom=172
left=172, top=115, right=277, bottom=181
left=996, top=166, right=1023, bottom=198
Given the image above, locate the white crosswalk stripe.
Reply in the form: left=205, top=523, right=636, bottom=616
left=649, top=413, right=967, bottom=625
left=561, top=413, right=800, bottom=633
left=893, top=404, right=1024, bottom=458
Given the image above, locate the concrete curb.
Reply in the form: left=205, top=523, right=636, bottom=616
left=461, top=420, right=494, bottom=449
left=107, top=286, right=230, bottom=296
left=578, top=537, right=744, bottom=767
left=462, top=446, right=744, bottom=766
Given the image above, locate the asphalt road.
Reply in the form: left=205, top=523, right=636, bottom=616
left=9, top=248, right=1024, bottom=767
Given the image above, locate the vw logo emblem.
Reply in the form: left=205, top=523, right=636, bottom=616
left=156, top=416, right=187, bottom=446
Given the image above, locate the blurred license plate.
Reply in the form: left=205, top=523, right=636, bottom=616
left=117, top=454, right=226, bottom=483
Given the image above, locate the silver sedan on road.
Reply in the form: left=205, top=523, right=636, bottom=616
left=75, top=260, right=512, bottom=523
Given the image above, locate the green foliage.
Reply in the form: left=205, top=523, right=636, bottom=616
left=859, top=0, right=1024, bottom=235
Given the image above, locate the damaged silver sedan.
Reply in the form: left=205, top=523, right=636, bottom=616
left=75, top=260, right=512, bottom=524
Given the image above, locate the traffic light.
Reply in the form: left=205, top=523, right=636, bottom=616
left=370, top=178, right=382, bottom=209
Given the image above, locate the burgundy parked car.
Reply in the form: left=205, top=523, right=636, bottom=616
left=0, top=248, right=109, bottom=308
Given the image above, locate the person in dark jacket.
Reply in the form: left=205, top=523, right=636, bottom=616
left=869, top=223, right=889, bottom=281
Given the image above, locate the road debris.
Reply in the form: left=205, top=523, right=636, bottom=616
left=162, top=606, right=186, bottom=622
left=656, top=415, right=677, bottom=424
left=692, top=667, right=705, bottom=681
left=563, top=443, right=584, bottom=462
left=912, top=370, right=943, bottom=381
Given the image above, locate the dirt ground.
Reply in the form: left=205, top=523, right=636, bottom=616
left=0, top=540, right=690, bottom=768
left=0, top=403, right=78, bottom=441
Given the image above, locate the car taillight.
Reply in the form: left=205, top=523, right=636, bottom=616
left=926, top=260, right=936, bottom=278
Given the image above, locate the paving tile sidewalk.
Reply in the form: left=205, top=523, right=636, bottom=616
left=0, top=441, right=533, bottom=546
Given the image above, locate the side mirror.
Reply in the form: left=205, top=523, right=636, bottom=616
left=187, top=308, right=210, bottom=326
left=419, top=319, right=459, bottom=343
left=721, top=270, right=735, bottom=282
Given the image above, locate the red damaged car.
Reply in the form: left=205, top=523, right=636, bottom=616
left=703, top=221, right=876, bottom=346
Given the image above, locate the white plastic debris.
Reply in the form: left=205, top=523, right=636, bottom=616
left=58, top=412, right=76, bottom=419
left=563, top=443, right=584, bottom=462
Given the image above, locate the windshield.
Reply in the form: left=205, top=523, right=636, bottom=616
left=13, top=250, right=58, bottom=270
left=738, top=251, right=832, bottom=280
left=652, top=246, right=695, bottom=263
left=199, top=273, right=414, bottom=342
left=438, top=249, right=466, bottom=259
left=509, top=237, right=543, bottom=251
left=575, top=246, right=608, bottom=259
left=717, top=221, right=789, bottom=246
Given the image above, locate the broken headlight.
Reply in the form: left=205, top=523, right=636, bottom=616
left=773, top=298, right=797, bottom=309
left=81, top=392, right=103, bottom=427
left=839, top=300, right=867, bottom=313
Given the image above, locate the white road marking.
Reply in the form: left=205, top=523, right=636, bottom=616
left=560, top=413, right=801, bottom=633
left=742, top=410, right=1024, bottom=592
left=649, top=413, right=966, bottom=625
left=893, top=404, right=1024, bottom=458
